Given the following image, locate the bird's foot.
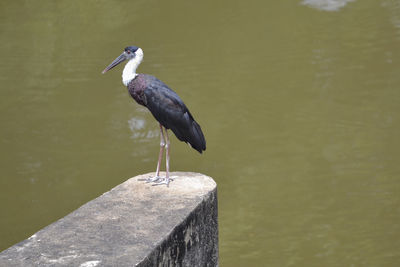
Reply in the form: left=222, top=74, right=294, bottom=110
left=145, top=175, right=163, bottom=183
left=152, top=178, right=171, bottom=187
left=152, top=176, right=177, bottom=187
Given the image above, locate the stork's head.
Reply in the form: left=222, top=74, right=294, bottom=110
left=102, top=46, right=143, bottom=74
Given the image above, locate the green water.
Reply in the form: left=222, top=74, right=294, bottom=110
left=1, top=0, right=400, bottom=265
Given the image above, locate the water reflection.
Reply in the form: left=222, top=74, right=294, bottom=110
left=127, top=117, right=159, bottom=141
left=302, top=0, right=355, bottom=11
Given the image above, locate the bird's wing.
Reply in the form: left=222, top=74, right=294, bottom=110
left=144, top=82, right=206, bottom=153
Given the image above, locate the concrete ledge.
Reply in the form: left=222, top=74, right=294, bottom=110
left=0, top=172, right=218, bottom=267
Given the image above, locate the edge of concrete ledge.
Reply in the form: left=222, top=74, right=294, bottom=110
left=0, top=172, right=219, bottom=267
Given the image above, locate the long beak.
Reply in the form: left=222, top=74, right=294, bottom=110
left=102, top=52, right=127, bottom=74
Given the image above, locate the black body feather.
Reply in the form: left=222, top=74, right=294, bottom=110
left=128, top=74, right=206, bottom=153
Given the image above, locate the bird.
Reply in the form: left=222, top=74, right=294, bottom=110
left=102, top=46, right=206, bottom=186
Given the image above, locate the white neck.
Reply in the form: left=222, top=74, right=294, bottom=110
left=122, top=48, right=143, bottom=86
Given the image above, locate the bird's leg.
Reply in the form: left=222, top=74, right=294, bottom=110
left=153, top=128, right=174, bottom=186
left=156, top=125, right=166, bottom=178
left=165, top=129, right=171, bottom=185
left=146, top=124, right=165, bottom=183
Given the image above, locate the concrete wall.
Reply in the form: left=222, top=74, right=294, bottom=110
left=0, top=172, right=218, bottom=267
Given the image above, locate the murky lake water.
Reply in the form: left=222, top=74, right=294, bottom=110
left=1, top=0, right=400, bottom=265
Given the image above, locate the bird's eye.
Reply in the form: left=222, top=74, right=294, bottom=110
left=127, top=50, right=131, bottom=54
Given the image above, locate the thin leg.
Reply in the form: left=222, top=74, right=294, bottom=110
left=153, top=127, right=173, bottom=187
left=156, top=124, right=166, bottom=177
left=165, top=129, right=171, bottom=186
left=146, top=124, right=165, bottom=183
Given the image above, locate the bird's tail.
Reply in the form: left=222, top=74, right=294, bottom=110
left=189, top=120, right=206, bottom=153
left=169, top=111, right=206, bottom=153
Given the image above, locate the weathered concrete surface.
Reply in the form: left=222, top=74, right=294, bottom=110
left=0, top=172, right=218, bottom=267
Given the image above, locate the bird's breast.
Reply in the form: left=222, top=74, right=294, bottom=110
left=127, top=75, right=147, bottom=106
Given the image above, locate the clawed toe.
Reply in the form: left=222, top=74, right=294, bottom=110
left=152, top=178, right=171, bottom=187
left=144, top=174, right=176, bottom=185
left=146, top=176, right=162, bottom=183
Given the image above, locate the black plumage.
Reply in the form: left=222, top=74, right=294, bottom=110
left=128, top=74, right=206, bottom=153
